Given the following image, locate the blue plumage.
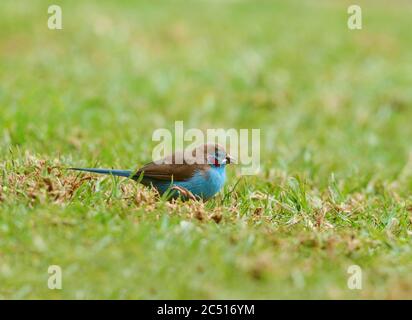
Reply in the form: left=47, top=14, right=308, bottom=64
left=155, top=166, right=227, bottom=200
left=70, top=143, right=233, bottom=201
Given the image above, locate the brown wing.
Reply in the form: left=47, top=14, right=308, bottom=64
left=133, top=150, right=209, bottom=181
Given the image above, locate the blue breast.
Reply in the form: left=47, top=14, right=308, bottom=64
left=153, top=166, right=226, bottom=200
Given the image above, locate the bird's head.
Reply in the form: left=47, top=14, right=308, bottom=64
left=193, top=143, right=234, bottom=168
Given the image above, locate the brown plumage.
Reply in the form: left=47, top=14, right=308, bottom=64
left=71, top=143, right=232, bottom=200
left=133, top=143, right=227, bottom=182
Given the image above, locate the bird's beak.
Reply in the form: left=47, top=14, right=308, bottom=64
left=225, top=154, right=235, bottom=164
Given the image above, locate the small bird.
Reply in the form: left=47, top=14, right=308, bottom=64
left=70, top=143, right=233, bottom=201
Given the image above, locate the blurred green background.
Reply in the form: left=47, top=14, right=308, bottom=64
left=0, top=0, right=411, bottom=299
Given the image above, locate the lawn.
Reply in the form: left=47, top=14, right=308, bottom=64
left=0, top=0, right=412, bottom=299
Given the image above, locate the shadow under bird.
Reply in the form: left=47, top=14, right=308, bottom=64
left=70, top=143, right=233, bottom=201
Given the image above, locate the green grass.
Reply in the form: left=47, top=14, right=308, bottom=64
left=1, top=0, right=412, bottom=299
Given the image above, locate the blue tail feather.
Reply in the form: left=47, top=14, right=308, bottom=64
left=70, top=168, right=132, bottom=178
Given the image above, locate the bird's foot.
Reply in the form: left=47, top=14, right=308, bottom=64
left=170, top=186, right=197, bottom=201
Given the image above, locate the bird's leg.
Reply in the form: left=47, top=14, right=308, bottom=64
left=170, top=186, right=197, bottom=201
